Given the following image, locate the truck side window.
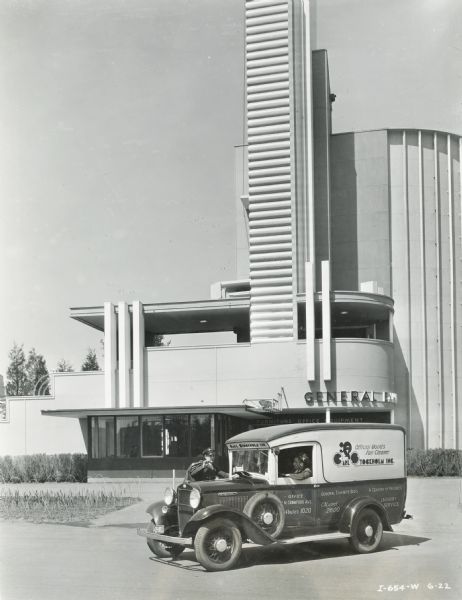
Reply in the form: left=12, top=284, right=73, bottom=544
left=278, top=446, right=313, bottom=479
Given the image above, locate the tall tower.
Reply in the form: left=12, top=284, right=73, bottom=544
left=246, top=0, right=314, bottom=342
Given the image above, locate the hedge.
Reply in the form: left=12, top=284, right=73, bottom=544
left=406, top=449, right=462, bottom=477
left=0, top=454, right=87, bottom=483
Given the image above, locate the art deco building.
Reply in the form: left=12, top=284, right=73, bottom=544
left=2, top=0, right=460, bottom=477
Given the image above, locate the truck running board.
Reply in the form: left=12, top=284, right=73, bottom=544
left=246, top=532, right=351, bottom=547
left=138, top=527, right=350, bottom=549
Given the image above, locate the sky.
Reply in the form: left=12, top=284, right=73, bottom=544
left=0, top=0, right=461, bottom=378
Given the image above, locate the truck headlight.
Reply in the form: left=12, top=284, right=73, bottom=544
left=190, top=488, right=201, bottom=509
left=163, top=487, right=175, bottom=506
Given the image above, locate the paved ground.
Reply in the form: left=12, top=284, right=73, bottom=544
left=0, top=478, right=461, bottom=600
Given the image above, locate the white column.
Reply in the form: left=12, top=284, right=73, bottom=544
left=118, top=301, right=130, bottom=409
left=302, top=0, right=315, bottom=267
left=325, top=408, right=331, bottom=423
left=322, top=260, right=331, bottom=381
left=104, top=302, right=117, bottom=408
left=132, top=300, right=145, bottom=408
left=305, top=261, right=315, bottom=381
left=447, top=133, right=458, bottom=450
left=302, top=0, right=316, bottom=382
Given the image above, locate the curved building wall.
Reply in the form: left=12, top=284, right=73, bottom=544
left=330, top=129, right=461, bottom=449
left=145, top=339, right=393, bottom=409
left=389, top=130, right=461, bottom=450
left=330, top=130, right=391, bottom=295
left=313, top=339, right=394, bottom=394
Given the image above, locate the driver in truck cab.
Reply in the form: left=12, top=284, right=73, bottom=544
left=284, top=451, right=312, bottom=480
left=186, top=448, right=228, bottom=482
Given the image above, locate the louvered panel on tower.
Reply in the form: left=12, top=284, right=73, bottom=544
left=246, top=0, right=294, bottom=342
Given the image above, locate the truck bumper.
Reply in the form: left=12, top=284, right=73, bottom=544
left=137, top=527, right=193, bottom=547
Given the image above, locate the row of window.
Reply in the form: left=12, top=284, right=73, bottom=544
left=252, top=413, right=391, bottom=427
left=90, top=414, right=211, bottom=459
left=89, top=412, right=391, bottom=460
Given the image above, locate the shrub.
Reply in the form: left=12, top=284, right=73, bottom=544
left=71, top=454, right=87, bottom=482
left=0, top=455, right=21, bottom=483
left=406, top=448, right=462, bottom=476
left=0, top=454, right=88, bottom=483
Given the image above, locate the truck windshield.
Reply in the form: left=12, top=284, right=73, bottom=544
left=231, top=449, right=269, bottom=477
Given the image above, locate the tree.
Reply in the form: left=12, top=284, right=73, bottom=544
left=5, top=343, right=50, bottom=396
left=0, top=375, right=7, bottom=421
left=6, top=343, right=28, bottom=396
left=81, top=348, right=100, bottom=371
left=26, top=348, right=50, bottom=395
left=56, top=359, right=74, bottom=372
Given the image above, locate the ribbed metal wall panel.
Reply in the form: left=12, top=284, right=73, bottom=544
left=246, top=0, right=294, bottom=342
left=389, top=129, right=461, bottom=449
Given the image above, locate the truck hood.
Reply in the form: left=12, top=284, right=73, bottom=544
left=180, top=475, right=269, bottom=495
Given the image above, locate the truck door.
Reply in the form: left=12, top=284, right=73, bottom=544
left=275, top=444, right=317, bottom=532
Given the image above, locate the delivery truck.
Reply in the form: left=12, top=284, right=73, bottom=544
left=138, top=423, right=409, bottom=571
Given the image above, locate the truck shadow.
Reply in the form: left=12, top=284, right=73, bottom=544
left=241, top=532, right=430, bottom=569
left=64, top=521, right=146, bottom=529
left=147, top=532, right=430, bottom=572
left=149, top=555, right=204, bottom=571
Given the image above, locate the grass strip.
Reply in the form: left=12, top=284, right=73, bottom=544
left=0, top=489, right=140, bottom=523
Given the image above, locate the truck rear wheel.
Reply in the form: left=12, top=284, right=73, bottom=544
left=194, top=518, right=242, bottom=571
left=146, top=521, right=184, bottom=559
left=349, top=507, right=383, bottom=553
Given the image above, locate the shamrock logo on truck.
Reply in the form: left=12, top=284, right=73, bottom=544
left=334, top=441, right=359, bottom=466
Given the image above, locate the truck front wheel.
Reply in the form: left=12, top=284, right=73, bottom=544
left=194, top=518, right=242, bottom=571
left=349, top=507, right=383, bottom=553
left=146, top=521, right=184, bottom=559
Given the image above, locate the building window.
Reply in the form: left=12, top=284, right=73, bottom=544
left=141, top=416, right=163, bottom=457
left=116, top=417, right=140, bottom=458
left=91, top=417, right=115, bottom=458
left=90, top=413, right=214, bottom=460
left=164, top=415, right=189, bottom=457
left=190, top=414, right=212, bottom=457
left=330, top=411, right=391, bottom=424
left=297, top=302, right=391, bottom=342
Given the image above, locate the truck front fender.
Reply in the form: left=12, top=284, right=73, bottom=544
left=145, top=500, right=178, bottom=527
left=338, top=496, right=393, bottom=533
left=182, top=504, right=275, bottom=546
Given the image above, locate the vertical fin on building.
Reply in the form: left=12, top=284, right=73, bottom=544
left=246, top=0, right=295, bottom=342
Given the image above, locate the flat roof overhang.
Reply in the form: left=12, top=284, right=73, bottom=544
left=70, top=298, right=250, bottom=335
left=42, top=404, right=393, bottom=420
left=71, top=291, right=392, bottom=335
left=42, top=405, right=266, bottom=420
